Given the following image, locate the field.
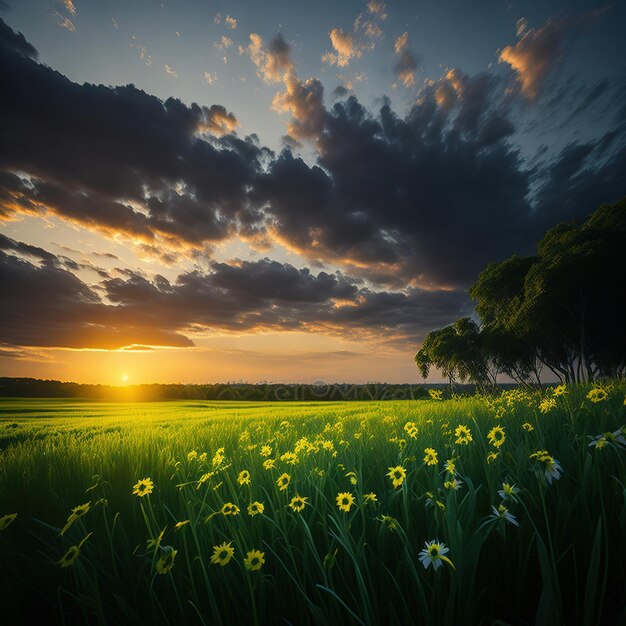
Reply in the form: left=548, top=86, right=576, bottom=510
left=0, top=387, right=625, bottom=626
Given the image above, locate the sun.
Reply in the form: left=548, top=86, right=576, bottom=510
left=121, top=374, right=129, bottom=383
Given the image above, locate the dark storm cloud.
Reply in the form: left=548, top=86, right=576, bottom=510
left=261, top=71, right=533, bottom=287
left=0, top=242, right=470, bottom=349
left=1, top=18, right=625, bottom=300
left=331, top=85, right=350, bottom=99
left=0, top=19, right=265, bottom=248
left=0, top=231, right=56, bottom=262
left=0, top=18, right=36, bottom=58
left=534, top=135, right=626, bottom=225
left=264, top=61, right=625, bottom=288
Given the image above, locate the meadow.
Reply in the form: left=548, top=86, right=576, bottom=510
left=0, top=386, right=624, bottom=626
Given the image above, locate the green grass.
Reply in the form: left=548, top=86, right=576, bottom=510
left=0, top=386, right=625, bottom=626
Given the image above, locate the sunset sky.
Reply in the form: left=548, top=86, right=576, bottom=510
left=1, top=0, right=625, bottom=384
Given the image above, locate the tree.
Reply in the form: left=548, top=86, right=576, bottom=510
left=415, top=317, right=501, bottom=393
left=418, top=196, right=626, bottom=386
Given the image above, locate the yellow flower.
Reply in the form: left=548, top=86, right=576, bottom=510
left=498, top=482, right=520, bottom=500
left=212, top=447, right=225, bottom=467
left=377, top=514, right=398, bottom=531
left=444, top=478, right=462, bottom=490
left=336, top=492, right=355, bottom=513
left=345, top=471, right=358, bottom=485
left=70, top=502, right=91, bottom=518
left=288, top=495, right=308, bottom=512
left=404, top=421, right=418, bottom=438
left=386, top=466, right=407, bottom=488
left=423, top=448, right=439, bottom=466
left=247, top=501, right=265, bottom=516
left=174, top=520, right=190, bottom=530
left=260, top=445, right=272, bottom=457
left=58, top=545, right=81, bottom=569
left=487, top=426, right=505, bottom=448
left=552, top=384, right=567, bottom=396
left=156, top=547, right=177, bottom=574
left=263, top=458, right=276, bottom=471
left=443, top=459, right=456, bottom=475
left=244, top=549, right=265, bottom=571
left=529, top=449, right=562, bottom=484
left=538, top=397, right=557, bottom=413
left=146, top=527, right=166, bottom=551
left=132, top=478, right=154, bottom=497
left=220, top=502, right=240, bottom=516
left=198, top=452, right=208, bottom=463
left=61, top=501, right=91, bottom=535
left=238, top=470, right=251, bottom=485
left=425, top=492, right=446, bottom=511
left=587, top=388, right=608, bottom=403
left=454, top=425, right=473, bottom=445
left=197, top=471, right=214, bottom=489
left=487, top=451, right=499, bottom=464
left=187, top=450, right=198, bottom=461
left=0, top=513, right=17, bottom=531
left=58, top=532, right=92, bottom=568
left=210, top=541, right=234, bottom=566
left=276, top=473, right=291, bottom=491
left=280, top=452, right=299, bottom=465
left=522, top=422, right=534, bottom=432
left=363, top=492, right=378, bottom=504
left=428, top=389, right=443, bottom=400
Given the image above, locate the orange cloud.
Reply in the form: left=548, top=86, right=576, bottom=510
left=247, top=33, right=294, bottom=83
left=393, top=32, right=418, bottom=87
left=498, top=17, right=565, bottom=99
left=196, top=104, right=239, bottom=136
left=322, top=28, right=361, bottom=67
left=272, top=72, right=326, bottom=142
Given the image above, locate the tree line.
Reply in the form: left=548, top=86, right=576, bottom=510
left=416, top=197, right=626, bottom=391
left=0, top=377, right=471, bottom=401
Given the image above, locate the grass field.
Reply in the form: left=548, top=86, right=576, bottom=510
left=0, top=386, right=625, bottom=626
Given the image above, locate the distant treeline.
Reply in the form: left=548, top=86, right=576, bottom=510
left=0, top=377, right=486, bottom=401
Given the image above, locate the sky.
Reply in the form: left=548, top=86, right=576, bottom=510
left=0, top=0, right=625, bottom=385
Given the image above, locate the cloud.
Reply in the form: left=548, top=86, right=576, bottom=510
left=393, top=32, right=419, bottom=87
left=499, top=17, right=566, bottom=99
left=0, top=20, right=262, bottom=253
left=53, top=11, right=75, bottom=32
left=0, top=232, right=56, bottom=262
left=367, top=1, right=387, bottom=17
left=272, top=73, right=326, bottom=143
left=322, top=28, right=361, bottom=67
left=164, top=64, right=178, bottom=78
left=354, top=1, right=386, bottom=41
left=1, top=18, right=624, bottom=300
left=0, top=20, right=37, bottom=58
left=260, top=70, right=532, bottom=288
left=0, top=244, right=470, bottom=350
left=225, top=15, right=237, bottom=30
left=533, top=134, right=626, bottom=226
left=130, top=37, right=152, bottom=66
left=247, top=33, right=294, bottom=83
left=197, top=104, right=239, bottom=135
left=322, top=2, right=387, bottom=69
left=0, top=248, right=194, bottom=349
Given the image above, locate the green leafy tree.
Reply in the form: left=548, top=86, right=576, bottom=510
left=419, top=196, right=626, bottom=386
